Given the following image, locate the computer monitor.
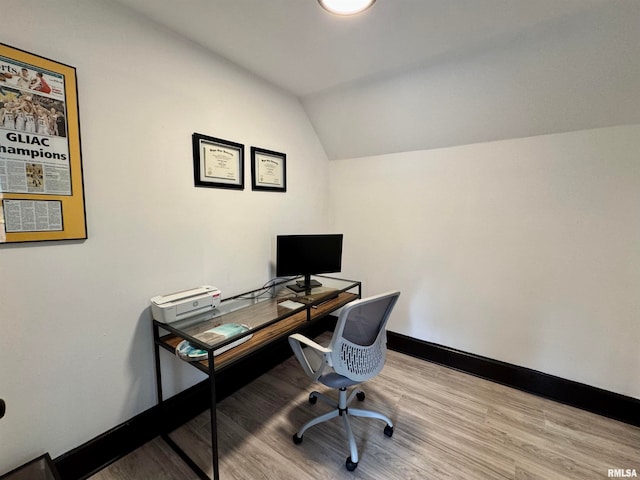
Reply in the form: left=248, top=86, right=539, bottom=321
left=276, top=234, right=343, bottom=292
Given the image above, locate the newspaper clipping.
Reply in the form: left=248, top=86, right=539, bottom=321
left=0, top=53, right=69, bottom=236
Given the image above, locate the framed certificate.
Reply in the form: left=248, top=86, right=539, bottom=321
left=0, top=43, right=86, bottom=244
left=250, top=146, right=286, bottom=192
left=192, top=133, right=244, bottom=190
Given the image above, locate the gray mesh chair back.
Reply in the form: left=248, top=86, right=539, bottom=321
left=329, top=292, right=399, bottom=382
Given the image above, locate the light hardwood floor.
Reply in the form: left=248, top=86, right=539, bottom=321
left=90, top=334, right=639, bottom=479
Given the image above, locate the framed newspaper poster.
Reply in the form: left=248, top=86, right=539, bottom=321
left=0, top=43, right=86, bottom=243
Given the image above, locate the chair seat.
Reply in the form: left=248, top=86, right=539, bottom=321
left=319, top=372, right=361, bottom=389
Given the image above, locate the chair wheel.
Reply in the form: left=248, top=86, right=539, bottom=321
left=346, top=456, right=358, bottom=471
left=384, top=425, right=394, bottom=437
left=293, top=433, right=303, bottom=444
left=309, top=393, right=318, bottom=404
left=356, top=391, right=365, bottom=401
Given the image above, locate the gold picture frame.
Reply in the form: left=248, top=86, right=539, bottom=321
left=0, top=43, right=86, bottom=243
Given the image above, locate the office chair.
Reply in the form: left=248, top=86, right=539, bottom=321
left=288, top=291, right=400, bottom=471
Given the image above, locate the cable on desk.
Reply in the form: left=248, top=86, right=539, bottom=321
left=235, top=276, right=298, bottom=300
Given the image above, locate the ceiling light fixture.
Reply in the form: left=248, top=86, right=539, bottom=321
left=318, top=0, right=376, bottom=16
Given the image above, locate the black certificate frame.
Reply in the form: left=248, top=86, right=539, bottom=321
left=250, top=146, right=286, bottom=193
left=192, top=133, right=244, bottom=190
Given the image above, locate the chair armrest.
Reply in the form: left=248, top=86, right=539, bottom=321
left=288, top=334, right=331, bottom=381
left=289, top=334, right=331, bottom=353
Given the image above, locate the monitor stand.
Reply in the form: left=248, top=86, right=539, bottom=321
left=287, top=275, right=322, bottom=293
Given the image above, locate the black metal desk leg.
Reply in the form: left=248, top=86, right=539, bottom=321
left=153, top=324, right=213, bottom=480
left=208, top=351, right=219, bottom=480
left=153, top=323, right=164, bottom=404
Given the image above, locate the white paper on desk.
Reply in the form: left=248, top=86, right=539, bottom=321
left=279, top=300, right=305, bottom=310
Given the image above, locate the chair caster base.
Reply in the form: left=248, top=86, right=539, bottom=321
left=346, top=456, right=358, bottom=471
left=293, top=433, right=303, bottom=444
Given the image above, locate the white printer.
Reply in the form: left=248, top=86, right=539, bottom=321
left=150, top=285, right=222, bottom=323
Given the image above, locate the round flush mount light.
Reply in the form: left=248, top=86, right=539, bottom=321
left=318, top=0, right=376, bottom=16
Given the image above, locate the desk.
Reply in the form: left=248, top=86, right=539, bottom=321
left=152, top=275, right=361, bottom=480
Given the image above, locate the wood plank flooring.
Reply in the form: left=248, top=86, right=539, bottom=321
left=90, top=333, right=639, bottom=479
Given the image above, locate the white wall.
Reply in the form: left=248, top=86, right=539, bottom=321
left=331, top=124, right=640, bottom=399
left=0, top=0, right=331, bottom=474
left=322, top=0, right=640, bottom=405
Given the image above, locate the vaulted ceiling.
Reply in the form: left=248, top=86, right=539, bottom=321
left=114, top=0, right=639, bottom=159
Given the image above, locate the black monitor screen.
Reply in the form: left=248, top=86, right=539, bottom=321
left=276, top=234, right=343, bottom=287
